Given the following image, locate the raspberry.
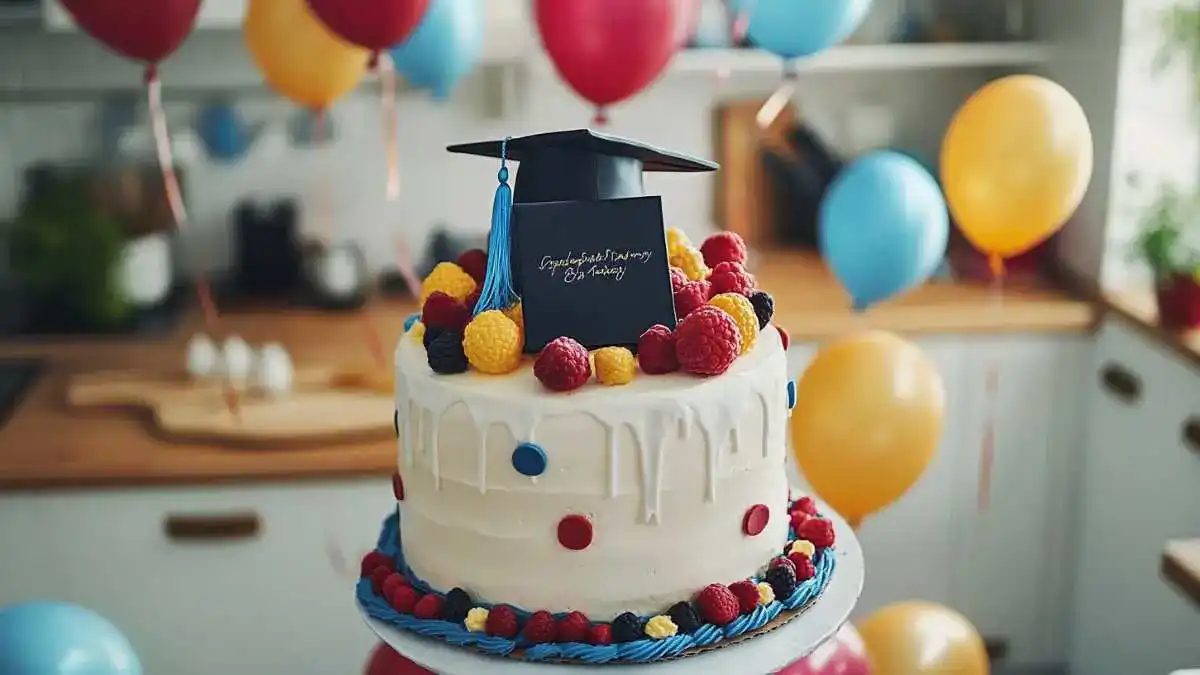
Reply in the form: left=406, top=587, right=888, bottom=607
left=360, top=550, right=392, bottom=577
left=637, top=325, right=679, bottom=375
left=666, top=227, right=692, bottom=258
left=464, top=287, right=482, bottom=314
left=673, top=280, right=712, bottom=319
left=792, top=496, right=819, bottom=515
left=729, top=580, right=760, bottom=615
left=769, top=556, right=796, bottom=573
left=370, top=566, right=392, bottom=594
left=390, top=586, right=422, bottom=614
left=523, top=610, right=558, bottom=644
left=420, top=262, right=477, bottom=307
left=421, top=291, right=472, bottom=332
left=791, top=554, right=817, bottom=581
left=534, top=336, right=592, bottom=391
left=748, top=291, right=774, bottom=329
left=426, top=331, right=469, bottom=375
left=593, top=346, right=635, bottom=386
left=708, top=262, right=756, bottom=297
left=797, top=518, right=836, bottom=549
left=700, top=231, right=748, bottom=267
left=676, top=306, right=741, bottom=376
left=463, top=310, right=523, bottom=374
left=381, top=573, right=407, bottom=603
left=557, top=611, right=591, bottom=643
left=611, top=612, right=644, bottom=643
left=765, top=561, right=798, bottom=599
left=669, top=266, right=688, bottom=292
left=695, top=584, right=740, bottom=626
left=588, top=623, right=613, bottom=645
left=455, top=248, right=488, bottom=285
left=667, top=601, right=701, bottom=633
left=441, top=587, right=473, bottom=624
left=485, top=605, right=519, bottom=638
left=413, top=594, right=444, bottom=620
left=708, top=293, right=760, bottom=355
left=776, top=325, right=790, bottom=350
left=790, top=511, right=814, bottom=533
left=670, top=246, right=710, bottom=281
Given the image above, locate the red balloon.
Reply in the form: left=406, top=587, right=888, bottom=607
left=305, top=0, right=430, bottom=53
left=363, top=643, right=433, bottom=675
left=534, top=0, right=683, bottom=110
left=776, top=624, right=872, bottom=675
left=59, top=0, right=200, bottom=65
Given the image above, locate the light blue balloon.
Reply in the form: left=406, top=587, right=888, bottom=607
left=0, top=602, right=142, bottom=675
left=732, top=0, right=874, bottom=60
left=819, top=151, right=949, bottom=311
left=389, top=0, right=484, bottom=100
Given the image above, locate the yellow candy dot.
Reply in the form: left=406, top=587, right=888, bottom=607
left=465, top=607, right=489, bottom=632
left=666, top=227, right=692, bottom=257
left=644, top=614, right=678, bottom=639
left=593, top=346, right=636, bottom=386
left=756, top=582, right=776, bottom=605
left=670, top=247, right=709, bottom=282
left=420, top=262, right=477, bottom=307
left=789, top=540, right=816, bottom=559
left=708, top=292, right=759, bottom=355
left=409, top=321, right=426, bottom=344
left=463, top=310, right=524, bottom=374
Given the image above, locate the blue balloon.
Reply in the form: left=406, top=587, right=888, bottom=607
left=389, top=0, right=484, bottom=100
left=819, top=151, right=949, bottom=311
left=0, top=602, right=142, bottom=675
left=732, top=0, right=873, bottom=60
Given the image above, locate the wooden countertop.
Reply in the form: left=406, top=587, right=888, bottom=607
left=1162, top=540, right=1200, bottom=611
left=1104, top=288, right=1200, bottom=369
left=0, top=252, right=1096, bottom=491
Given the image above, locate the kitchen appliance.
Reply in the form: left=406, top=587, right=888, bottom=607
left=0, top=359, right=43, bottom=432
left=763, top=123, right=844, bottom=249
left=232, top=199, right=304, bottom=297
left=304, top=241, right=370, bottom=310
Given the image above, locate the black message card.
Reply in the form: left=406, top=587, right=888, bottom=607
left=513, top=196, right=676, bottom=353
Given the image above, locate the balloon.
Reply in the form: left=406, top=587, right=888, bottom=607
left=789, top=331, right=944, bottom=527
left=776, top=623, right=871, bottom=675
left=734, top=0, right=872, bottom=60
left=940, top=75, right=1093, bottom=264
left=675, top=0, right=703, bottom=49
left=364, top=642, right=433, bottom=674
left=819, top=151, right=949, bottom=311
left=306, top=0, right=429, bottom=54
left=534, top=0, right=683, bottom=114
left=59, top=0, right=200, bottom=65
left=858, top=602, right=989, bottom=675
left=390, top=0, right=484, bottom=100
left=0, top=601, right=142, bottom=674
left=244, top=0, right=370, bottom=109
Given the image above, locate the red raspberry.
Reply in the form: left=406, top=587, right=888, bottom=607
left=421, top=291, right=471, bottom=332
left=673, top=280, right=712, bottom=319
left=790, top=511, right=815, bottom=532
left=413, top=594, right=444, bottom=620
left=464, top=287, right=482, bottom=313
left=728, top=580, right=760, bottom=615
left=708, top=262, right=756, bottom=297
left=534, top=337, right=592, bottom=392
left=769, top=556, right=797, bottom=574
left=700, top=231, right=748, bottom=268
left=792, top=496, right=819, bottom=515
left=669, top=266, right=688, bottom=292
left=523, top=610, right=558, bottom=644
left=390, top=586, right=422, bottom=614
left=381, top=573, right=407, bottom=602
left=776, top=325, right=790, bottom=350
left=370, top=566, right=393, bottom=594
left=557, top=611, right=591, bottom=643
left=790, top=553, right=817, bottom=581
left=797, top=518, right=836, bottom=549
left=695, top=584, right=740, bottom=626
left=675, top=306, right=741, bottom=376
left=456, top=249, right=488, bottom=285
left=588, top=623, right=613, bottom=645
left=360, top=551, right=392, bottom=577
left=485, top=605, right=519, bottom=638
left=637, top=324, right=679, bottom=375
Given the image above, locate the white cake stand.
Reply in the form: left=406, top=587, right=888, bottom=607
left=359, top=500, right=863, bottom=675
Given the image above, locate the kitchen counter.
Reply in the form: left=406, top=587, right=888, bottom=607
left=0, top=252, right=1096, bottom=490
left=1104, top=288, right=1200, bottom=369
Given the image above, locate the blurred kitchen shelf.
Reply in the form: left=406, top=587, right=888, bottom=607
left=669, top=42, right=1054, bottom=74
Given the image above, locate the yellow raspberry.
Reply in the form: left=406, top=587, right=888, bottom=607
left=593, top=346, right=636, bottom=386
left=666, top=227, right=692, bottom=258
left=670, top=247, right=709, bottom=281
left=708, top=292, right=759, bottom=355
left=464, top=607, right=489, bottom=632
left=756, top=582, right=776, bottom=605
left=644, top=615, right=678, bottom=639
left=409, top=321, right=426, bottom=344
left=501, top=301, right=523, bottom=331
left=789, top=540, right=816, bottom=559
left=463, top=310, right=523, bottom=374
left=419, top=262, right=477, bottom=307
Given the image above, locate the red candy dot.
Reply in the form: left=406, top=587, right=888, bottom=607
left=392, top=472, right=405, bottom=501
left=743, top=504, right=770, bottom=536
left=557, top=514, right=594, bottom=551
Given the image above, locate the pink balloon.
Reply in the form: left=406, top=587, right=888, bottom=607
left=776, top=624, right=872, bottom=675
left=364, top=643, right=433, bottom=675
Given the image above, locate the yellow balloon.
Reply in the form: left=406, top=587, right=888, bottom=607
left=859, top=602, right=990, bottom=675
left=789, top=331, right=944, bottom=526
left=940, top=74, right=1093, bottom=262
left=244, top=0, right=369, bottom=109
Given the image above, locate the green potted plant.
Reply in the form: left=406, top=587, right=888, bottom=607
left=1131, top=184, right=1200, bottom=329
left=1155, top=0, right=1200, bottom=105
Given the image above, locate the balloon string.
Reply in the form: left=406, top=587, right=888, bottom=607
left=378, top=52, right=400, bottom=200
left=146, top=66, right=241, bottom=419
left=978, top=255, right=1005, bottom=512
left=593, top=108, right=610, bottom=127
left=756, top=73, right=796, bottom=129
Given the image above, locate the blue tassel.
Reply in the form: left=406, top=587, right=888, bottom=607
left=473, top=137, right=518, bottom=315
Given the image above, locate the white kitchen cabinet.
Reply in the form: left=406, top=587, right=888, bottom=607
left=1069, top=318, right=1200, bottom=675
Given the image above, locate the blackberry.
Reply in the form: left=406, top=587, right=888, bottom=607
left=611, top=612, right=644, bottom=643
left=427, top=332, right=469, bottom=374
left=765, top=563, right=797, bottom=600
left=441, top=587, right=472, bottom=624
left=748, top=291, right=775, bottom=330
left=667, top=601, right=701, bottom=633
left=423, top=324, right=447, bottom=349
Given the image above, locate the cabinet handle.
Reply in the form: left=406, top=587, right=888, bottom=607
left=394, top=409, right=399, bottom=438
left=164, top=512, right=261, bottom=542
left=1184, top=417, right=1200, bottom=456
left=984, top=637, right=1009, bottom=662
left=1099, top=362, right=1142, bottom=404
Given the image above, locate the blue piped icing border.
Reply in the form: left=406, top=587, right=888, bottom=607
left=356, top=510, right=836, bottom=665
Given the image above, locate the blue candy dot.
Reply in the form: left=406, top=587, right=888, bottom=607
left=403, top=312, right=421, bottom=332
left=511, top=442, right=547, bottom=477
left=787, top=380, right=796, bottom=410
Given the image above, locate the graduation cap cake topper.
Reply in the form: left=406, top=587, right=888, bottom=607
left=449, top=129, right=718, bottom=352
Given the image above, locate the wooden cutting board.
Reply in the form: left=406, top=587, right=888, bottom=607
left=67, top=366, right=395, bottom=448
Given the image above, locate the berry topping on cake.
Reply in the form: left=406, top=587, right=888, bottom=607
left=409, top=321, right=426, bottom=344
left=413, top=594, right=444, bottom=620
left=756, top=582, right=776, bottom=605
left=676, top=306, right=741, bottom=376
left=611, top=612, right=644, bottom=643
left=708, top=293, right=760, bottom=355
left=637, top=324, right=680, bottom=375
left=670, top=246, right=710, bottom=282
left=426, top=331, right=469, bottom=375
left=790, top=510, right=814, bottom=533
left=370, top=566, right=392, bottom=594
left=765, top=560, right=798, bottom=599
left=464, top=607, right=490, bottom=633
left=557, top=611, right=592, bottom=643
left=423, top=324, right=446, bottom=350
left=557, top=514, right=594, bottom=551
left=391, top=472, right=404, bottom=501
left=441, top=587, right=473, bottom=623
left=360, top=551, right=392, bottom=577
left=748, top=290, right=775, bottom=329
left=791, top=553, right=817, bottom=581
left=523, top=610, right=559, bottom=644
left=696, top=584, right=740, bottom=626
left=789, top=540, right=817, bottom=559
left=390, top=586, right=421, bottom=614
left=464, top=287, right=482, bottom=314
left=792, top=496, right=819, bottom=515
left=669, top=266, right=688, bottom=292
left=463, top=310, right=523, bottom=374
left=729, top=580, right=761, bottom=615
left=668, top=601, right=702, bottom=633
left=381, top=573, right=406, bottom=603
left=588, top=623, right=614, bottom=645
left=796, top=518, right=836, bottom=549
left=666, top=227, right=692, bottom=258
left=769, top=556, right=796, bottom=573
left=644, top=615, right=679, bottom=639
left=700, top=231, right=748, bottom=267
left=593, top=346, right=636, bottom=386
left=421, top=291, right=472, bottom=333
left=743, top=504, right=770, bottom=536
left=485, top=605, right=519, bottom=638
left=673, top=280, right=712, bottom=319
left=534, top=337, right=592, bottom=391
left=420, top=262, right=477, bottom=307
left=708, top=262, right=756, bottom=297
left=776, top=325, right=790, bottom=350
left=455, top=248, right=488, bottom=285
